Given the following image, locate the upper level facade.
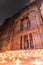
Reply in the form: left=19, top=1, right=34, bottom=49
left=14, top=5, right=42, bottom=34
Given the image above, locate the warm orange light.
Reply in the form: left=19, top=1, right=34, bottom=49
left=32, top=59, right=41, bottom=65
left=15, top=59, right=20, bottom=65
left=0, top=49, right=43, bottom=65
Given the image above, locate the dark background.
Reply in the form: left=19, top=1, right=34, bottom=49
left=0, top=0, right=42, bottom=26
left=0, top=0, right=30, bottom=26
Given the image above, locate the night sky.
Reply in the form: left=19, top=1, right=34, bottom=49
left=0, top=0, right=30, bottom=26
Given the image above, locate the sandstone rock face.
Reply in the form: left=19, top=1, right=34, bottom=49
left=0, top=18, right=15, bottom=51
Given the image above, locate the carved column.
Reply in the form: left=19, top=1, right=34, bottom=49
left=32, top=33, right=35, bottom=49
left=22, top=35, right=24, bottom=49
left=28, top=34, right=30, bottom=49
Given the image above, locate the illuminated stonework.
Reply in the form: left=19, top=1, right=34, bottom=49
left=0, top=0, right=43, bottom=65
left=0, top=0, right=43, bottom=51
left=0, top=49, right=43, bottom=65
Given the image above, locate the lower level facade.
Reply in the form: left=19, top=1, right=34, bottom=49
left=13, top=25, right=43, bottom=50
